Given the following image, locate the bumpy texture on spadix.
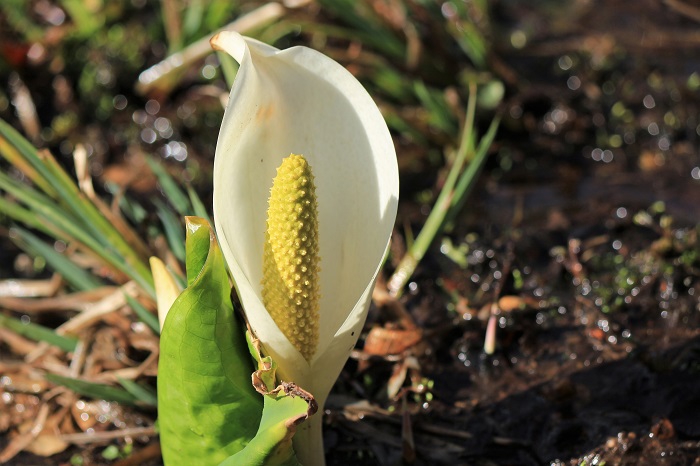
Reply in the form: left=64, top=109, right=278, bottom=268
left=262, top=154, right=320, bottom=362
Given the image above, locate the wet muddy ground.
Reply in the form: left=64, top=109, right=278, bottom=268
left=2, top=0, right=700, bottom=465
left=324, top=1, right=700, bottom=464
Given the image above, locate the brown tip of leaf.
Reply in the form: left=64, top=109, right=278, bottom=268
left=278, top=382, right=318, bottom=430
left=280, top=382, right=318, bottom=418
left=210, top=33, right=224, bottom=52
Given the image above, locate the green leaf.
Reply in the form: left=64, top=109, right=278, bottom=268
left=184, top=216, right=209, bottom=286
left=157, top=217, right=262, bottom=466
left=101, top=445, right=120, bottom=460
left=218, top=335, right=315, bottom=466
left=219, top=390, right=308, bottom=466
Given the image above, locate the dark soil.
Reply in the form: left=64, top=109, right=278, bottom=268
left=323, top=1, right=700, bottom=465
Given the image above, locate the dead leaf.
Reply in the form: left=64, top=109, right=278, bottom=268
left=25, top=432, right=68, bottom=456
left=364, top=326, right=423, bottom=356
left=0, top=403, right=49, bottom=463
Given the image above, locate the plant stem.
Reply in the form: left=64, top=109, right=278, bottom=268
left=293, top=411, right=325, bottom=466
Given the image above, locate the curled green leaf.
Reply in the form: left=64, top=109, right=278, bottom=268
left=218, top=334, right=317, bottom=466
left=157, top=217, right=262, bottom=465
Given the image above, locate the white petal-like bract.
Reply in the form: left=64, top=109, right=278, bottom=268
left=212, top=31, right=399, bottom=466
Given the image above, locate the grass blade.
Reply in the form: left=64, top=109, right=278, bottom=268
left=58, top=0, right=103, bottom=37
left=154, top=199, right=186, bottom=262
left=446, top=116, right=500, bottom=225
left=413, top=80, right=457, bottom=135
left=124, top=293, right=160, bottom=335
left=145, top=158, right=191, bottom=216
left=387, top=83, right=500, bottom=297
left=0, top=196, right=61, bottom=237
left=45, top=373, right=141, bottom=405
left=0, top=120, right=57, bottom=193
left=0, top=121, right=155, bottom=295
left=117, top=377, right=158, bottom=407
left=12, top=227, right=103, bottom=291
left=187, top=186, right=211, bottom=226
left=314, top=0, right=405, bottom=60
left=0, top=172, right=155, bottom=296
left=0, top=313, right=78, bottom=352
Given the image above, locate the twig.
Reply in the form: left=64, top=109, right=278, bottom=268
left=58, top=426, right=157, bottom=444
left=55, top=282, right=139, bottom=335
left=0, top=286, right=119, bottom=313
left=0, top=327, right=38, bottom=354
left=664, top=0, right=700, bottom=22
left=0, top=276, right=62, bottom=299
left=136, top=3, right=285, bottom=96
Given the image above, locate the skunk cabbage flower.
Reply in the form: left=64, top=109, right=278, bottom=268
left=211, top=31, right=399, bottom=465
left=261, top=153, right=321, bottom=363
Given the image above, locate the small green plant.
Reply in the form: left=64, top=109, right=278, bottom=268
left=154, top=32, right=399, bottom=465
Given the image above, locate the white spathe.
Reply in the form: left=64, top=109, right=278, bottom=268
left=211, top=31, right=399, bottom=466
